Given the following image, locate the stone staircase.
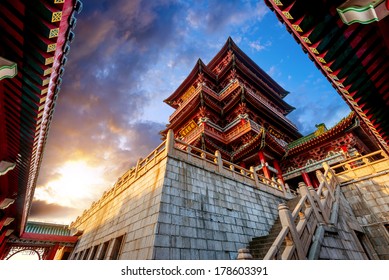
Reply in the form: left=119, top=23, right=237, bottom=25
left=249, top=196, right=301, bottom=259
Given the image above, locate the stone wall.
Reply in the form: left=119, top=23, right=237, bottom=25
left=319, top=191, right=368, bottom=260
left=153, top=155, right=284, bottom=260
left=341, top=172, right=389, bottom=259
left=70, top=153, right=168, bottom=260
left=69, top=143, right=286, bottom=260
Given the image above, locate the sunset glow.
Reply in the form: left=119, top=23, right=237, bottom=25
left=29, top=0, right=350, bottom=224
left=35, top=161, right=107, bottom=208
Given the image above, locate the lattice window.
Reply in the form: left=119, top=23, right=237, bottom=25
left=54, top=0, right=65, bottom=3
left=49, top=28, right=59, bottom=38
left=51, top=12, right=62, bottom=22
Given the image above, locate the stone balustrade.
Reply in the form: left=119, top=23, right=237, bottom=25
left=331, top=150, right=389, bottom=183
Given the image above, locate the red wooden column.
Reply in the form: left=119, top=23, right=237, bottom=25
left=258, top=151, right=271, bottom=179
left=341, top=145, right=349, bottom=158
left=311, top=175, right=320, bottom=189
left=46, top=243, right=60, bottom=260
left=273, top=160, right=285, bottom=185
left=0, top=237, right=7, bottom=260
left=0, top=230, right=7, bottom=256
left=301, top=171, right=313, bottom=187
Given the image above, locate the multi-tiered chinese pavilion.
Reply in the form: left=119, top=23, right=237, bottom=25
left=163, top=38, right=302, bottom=183
left=162, top=37, right=380, bottom=189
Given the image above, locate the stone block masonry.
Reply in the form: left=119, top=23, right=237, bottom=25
left=154, top=156, right=284, bottom=260
left=69, top=139, right=285, bottom=260
left=341, top=174, right=389, bottom=260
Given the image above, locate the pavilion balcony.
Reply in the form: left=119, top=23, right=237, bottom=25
left=180, top=117, right=263, bottom=146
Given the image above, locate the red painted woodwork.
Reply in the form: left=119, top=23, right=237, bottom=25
left=301, top=172, right=313, bottom=187
left=258, top=151, right=271, bottom=180
left=273, top=160, right=285, bottom=185
left=163, top=37, right=301, bottom=166
left=264, top=0, right=389, bottom=154
left=45, top=243, right=60, bottom=260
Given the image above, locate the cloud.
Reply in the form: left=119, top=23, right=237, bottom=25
left=249, top=39, right=272, bottom=51
left=185, top=0, right=268, bottom=32
left=286, top=93, right=351, bottom=135
left=34, top=0, right=181, bottom=223
left=29, top=200, right=79, bottom=224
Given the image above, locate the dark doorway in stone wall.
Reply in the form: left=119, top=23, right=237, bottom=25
left=355, top=231, right=377, bottom=260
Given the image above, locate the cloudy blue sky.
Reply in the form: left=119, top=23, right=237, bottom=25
left=29, top=0, right=350, bottom=224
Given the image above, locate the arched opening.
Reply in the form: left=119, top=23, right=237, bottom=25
left=6, top=249, right=41, bottom=260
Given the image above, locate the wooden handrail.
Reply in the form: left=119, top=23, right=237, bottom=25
left=263, top=162, right=339, bottom=260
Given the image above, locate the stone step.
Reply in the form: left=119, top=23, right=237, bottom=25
left=248, top=195, right=301, bottom=259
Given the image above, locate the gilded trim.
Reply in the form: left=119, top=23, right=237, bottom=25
left=52, top=11, right=62, bottom=22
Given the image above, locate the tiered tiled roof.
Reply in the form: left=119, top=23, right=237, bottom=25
left=286, top=112, right=356, bottom=155
left=265, top=0, right=389, bottom=154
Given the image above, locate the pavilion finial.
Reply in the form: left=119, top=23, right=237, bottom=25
left=227, top=36, right=233, bottom=50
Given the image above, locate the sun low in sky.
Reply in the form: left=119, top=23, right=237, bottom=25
left=29, top=0, right=350, bottom=225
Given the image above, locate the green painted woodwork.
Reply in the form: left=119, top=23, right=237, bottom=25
left=26, top=0, right=62, bottom=24
left=25, top=221, right=72, bottom=236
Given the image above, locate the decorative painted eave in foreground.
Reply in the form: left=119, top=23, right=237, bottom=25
left=0, top=0, right=82, bottom=238
left=337, top=0, right=389, bottom=25
left=0, top=57, right=17, bottom=80
left=264, top=0, right=389, bottom=155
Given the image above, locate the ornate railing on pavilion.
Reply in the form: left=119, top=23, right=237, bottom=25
left=169, top=79, right=297, bottom=133
left=263, top=162, right=338, bottom=259
left=180, top=117, right=262, bottom=146
left=172, top=137, right=288, bottom=198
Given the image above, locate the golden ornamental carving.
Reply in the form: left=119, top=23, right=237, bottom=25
left=179, top=120, right=198, bottom=138
left=181, top=85, right=196, bottom=103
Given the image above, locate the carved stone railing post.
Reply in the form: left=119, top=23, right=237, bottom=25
left=277, top=178, right=287, bottom=196
left=186, top=146, right=192, bottom=162
left=214, top=150, right=223, bottom=173
left=166, top=129, right=175, bottom=155
left=250, top=166, right=260, bottom=189
left=298, top=182, right=324, bottom=224
left=134, top=158, right=142, bottom=179
left=309, top=186, right=329, bottom=224
left=237, top=248, right=253, bottom=260
left=278, top=203, right=306, bottom=259
left=316, top=170, right=334, bottom=200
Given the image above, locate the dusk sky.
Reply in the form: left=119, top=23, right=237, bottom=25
left=29, top=0, right=350, bottom=224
